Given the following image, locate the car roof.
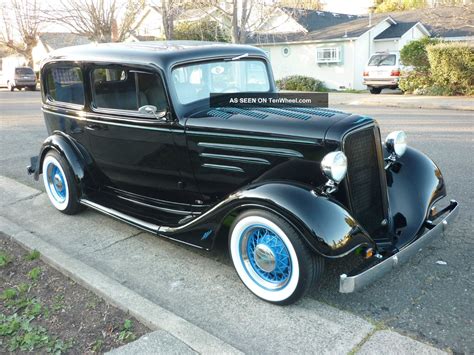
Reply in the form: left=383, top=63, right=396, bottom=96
left=41, top=40, right=268, bottom=71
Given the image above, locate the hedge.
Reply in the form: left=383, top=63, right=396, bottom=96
left=276, top=75, right=327, bottom=92
left=426, top=42, right=474, bottom=96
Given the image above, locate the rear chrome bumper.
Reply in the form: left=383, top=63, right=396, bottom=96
left=363, top=79, right=399, bottom=86
left=339, top=200, right=459, bottom=293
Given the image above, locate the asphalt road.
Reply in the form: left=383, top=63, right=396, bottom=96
left=1, top=90, right=473, bottom=353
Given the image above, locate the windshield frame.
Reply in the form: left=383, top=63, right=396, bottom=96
left=168, top=55, right=276, bottom=116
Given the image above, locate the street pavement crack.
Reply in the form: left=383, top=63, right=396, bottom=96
left=4, top=191, right=43, bottom=206
left=93, top=231, right=144, bottom=253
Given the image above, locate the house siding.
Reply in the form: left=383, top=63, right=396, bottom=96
left=259, top=41, right=357, bottom=90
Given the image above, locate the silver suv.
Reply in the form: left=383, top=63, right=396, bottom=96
left=363, top=52, right=401, bottom=94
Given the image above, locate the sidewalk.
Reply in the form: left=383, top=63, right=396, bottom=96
left=329, top=92, right=474, bottom=111
left=0, top=176, right=447, bottom=354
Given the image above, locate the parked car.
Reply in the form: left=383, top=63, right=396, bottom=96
left=0, top=63, right=37, bottom=91
left=363, top=52, right=402, bottom=94
left=28, top=42, right=458, bottom=305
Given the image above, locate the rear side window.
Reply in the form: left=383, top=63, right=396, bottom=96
left=45, top=67, right=84, bottom=106
left=368, top=54, right=396, bottom=66
left=91, top=67, right=168, bottom=113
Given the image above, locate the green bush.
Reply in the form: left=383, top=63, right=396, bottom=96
left=276, top=75, right=327, bottom=92
left=426, top=42, right=474, bottom=95
left=174, top=21, right=230, bottom=42
left=400, top=36, right=440, bottom=71
left=399, top=71, right=433, bottom=94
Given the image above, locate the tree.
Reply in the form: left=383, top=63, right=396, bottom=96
left=400, top=36, right=440, bottom=71
left=0, top=0, right=40, bottom=66
left=174, top=20, right=231, bottom=42
left=278, top=0, right=324, bottom=9
left=194, top=0, right=295, bottom=44
left=45, top=0, right=145, bottom=42
left=375, top=0, right=428, bottom=13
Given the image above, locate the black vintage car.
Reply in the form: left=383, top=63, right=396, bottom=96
left=28, top=41, right=458, bottom=305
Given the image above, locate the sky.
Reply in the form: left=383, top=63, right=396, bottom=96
left=323, top=0, right=374, bottom=14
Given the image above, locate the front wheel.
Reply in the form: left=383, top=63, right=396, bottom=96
left=42, top=150, right=83, bottom=215
left=229, top=210, right=324, bottom=305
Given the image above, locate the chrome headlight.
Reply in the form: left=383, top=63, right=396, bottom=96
left=321, top=151, right=347, bottom=183
left=385, top=131, right=407, bottom=157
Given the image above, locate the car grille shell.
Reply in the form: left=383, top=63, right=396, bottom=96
left=343, top=126, right=388, bottom=237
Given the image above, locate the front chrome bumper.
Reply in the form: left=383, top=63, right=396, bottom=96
left=339, top=200, right=459, bottom=293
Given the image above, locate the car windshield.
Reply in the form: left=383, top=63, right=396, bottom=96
left=15, top=67, right=34, bottom=75
left=171, top=59, right=271, bottom=104
left=368, top=54, right=396, bottom=66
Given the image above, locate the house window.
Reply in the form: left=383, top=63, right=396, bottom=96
left=316, top=47, right=342, bottom=63
left=282, top=47, right=291, bottom=57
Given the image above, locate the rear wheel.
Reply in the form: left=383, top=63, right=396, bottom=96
left=28, top=85, right=36, bottom=91
left=229, top=209, right=324, bottom=305
left=42, top=150, right=83, bottom=215
left=369, top=87, right=382, bottom=94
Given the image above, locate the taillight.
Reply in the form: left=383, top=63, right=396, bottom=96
left=363, top=71, right=369, bottom=77
left=390, top=70, right=401, bottom=76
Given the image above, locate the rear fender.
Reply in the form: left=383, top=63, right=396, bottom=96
left=35, top=132, right=96, bottom=196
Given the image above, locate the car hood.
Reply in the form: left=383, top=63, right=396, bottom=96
left=184, top=106, right=371, bottom=144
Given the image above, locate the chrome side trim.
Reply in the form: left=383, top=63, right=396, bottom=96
left=200, top=153, right=271, bottom=165
left=189, top=131, right=316, bottom=145
left=339, top=200, right=459, bottom=293
left=42, top=108, right=184, bottom=133
left=202, top=163, right=244, bottom=173
left=198, top=142, right=303, bottom=158
left=80, top=199, right=159, bottom=233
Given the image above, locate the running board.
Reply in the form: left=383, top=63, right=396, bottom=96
left=80, top=199, right=159, bottom=233
left=79, top=199, right=206, bottom=250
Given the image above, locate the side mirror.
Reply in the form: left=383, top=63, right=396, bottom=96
left=138, top=105, right=167, bottom=120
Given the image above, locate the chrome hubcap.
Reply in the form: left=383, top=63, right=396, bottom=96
left=53, top=174, right=63, bottom=191
left=254, top=244, right=276, bottom=272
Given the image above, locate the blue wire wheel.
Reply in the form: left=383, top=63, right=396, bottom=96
left=230, top=215, right=300, bottom=302
left=42, top=154, right=69, bottom=210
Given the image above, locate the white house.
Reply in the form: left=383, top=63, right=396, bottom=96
left=248, top=6, right=474, bottom=90
left=32, top=33, right=90, bottom=71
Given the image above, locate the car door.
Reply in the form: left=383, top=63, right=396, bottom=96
left=84, top=64, right=188, bottom=206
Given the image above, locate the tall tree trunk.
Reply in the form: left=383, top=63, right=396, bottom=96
left=231, top=0, right=239, bottom=43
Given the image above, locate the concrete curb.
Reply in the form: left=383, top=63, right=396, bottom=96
left=0, top=216, right=242, bottom=355
left=337, top=101, right=474, bottom=112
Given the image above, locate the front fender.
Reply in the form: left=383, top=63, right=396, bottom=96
left=162, top=182, right=376, bottom=257
left=386, top=146, right=446, bottom=247
left=235, top=183, right=376, bottom=258
left=35, top=132, right=95, bottom=196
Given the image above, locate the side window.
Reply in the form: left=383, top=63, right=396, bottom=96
left=45, top=66, right=84, bottom=106
left=91, top=67, right=168, bottom=114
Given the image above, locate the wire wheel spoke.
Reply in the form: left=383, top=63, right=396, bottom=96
left=243, top=226, right=291, bottom=288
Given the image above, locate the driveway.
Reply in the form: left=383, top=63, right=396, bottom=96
left=1, top=90, right=473, bottom=353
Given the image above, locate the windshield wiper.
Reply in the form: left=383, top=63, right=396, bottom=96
left=227, top=53, right=249, bottom=61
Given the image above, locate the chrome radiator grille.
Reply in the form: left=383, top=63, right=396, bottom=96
left=343, top=127, right=387, bottom=236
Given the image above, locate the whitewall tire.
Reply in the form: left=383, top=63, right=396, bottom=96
left=42, top=150, right=83, bottom=215
left=229, top=210, right=324, bottom=305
